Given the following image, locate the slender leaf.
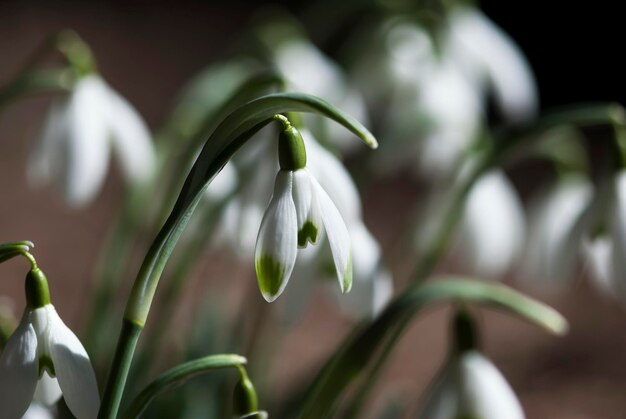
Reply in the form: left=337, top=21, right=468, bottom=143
left=297, top=278, right=567, bottom=419
left=123, top=354, right=247, bottom=419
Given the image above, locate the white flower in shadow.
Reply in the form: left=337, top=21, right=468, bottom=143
left=418, top=351, right=524, bottom=419
left=0, top=305, right=99, bottom=419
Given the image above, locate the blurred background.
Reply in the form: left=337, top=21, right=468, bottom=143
left=2, top=1, right=626, bottom=418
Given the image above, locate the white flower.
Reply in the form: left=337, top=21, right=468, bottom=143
left=353, top=6, right=537, bottom=179
left=581, top=170, right=626, bottom=298
left=418, top=351, right=525, bottom=419
left=521, top=174, right=593, bottom=285
left=28, top=74, right=155, bottom=207
left=0, top=305, right=99, bottom=419
left=255, top=167, right=352, bottom=302
left=448, top=6, right=538, bottom=123
left=457, top=170, right=525, bottom=278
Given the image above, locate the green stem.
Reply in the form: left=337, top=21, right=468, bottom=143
left=99, top=320, right=142, bottom=419
left=123, top=354, right=247, bottom=419
left=135, top=202, right=221, bottom=379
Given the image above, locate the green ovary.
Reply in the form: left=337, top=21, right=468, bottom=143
left=256, top=254, right=285, bottom=298
left=298, top=221, right=318, bottom=247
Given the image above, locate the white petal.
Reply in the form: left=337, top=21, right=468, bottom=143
left=64, top=76, right=111, bottom=206
left=255, top=171, right=298, bottom=302
left=458, top=170, right=525, bottom=278
left=450, top=7, right=538, bottom=122
left=33, top=371, right=62, bottom=406
left=459, top=352, right=525, bottom=418
left=582, top=236, right=614, bottom=296
left=28, top=102, right=69, bottom=188
left=0, top=311, right=38, bottom=419
left=102, top=79, right=156, bottom=184
left=45, top=307, right=99, bottom=419
left=22, top=403, right=54, bottom=419
left=303, top=131, right=362, bottom=222
left=611, top=171, right=626, bottom=296
left=311, top=176, right=352, bottom=293
left=521, top=174, right=593, bottom=284
left=292, top=169, right=323, bottom=247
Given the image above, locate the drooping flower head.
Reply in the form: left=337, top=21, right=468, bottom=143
left=29, top=73, right=156, bottom=207
left=418, top=312, right=525, bottom=419
left=255, top=118, right=352, bottom=302
left=0, top=267, right=99, bottom=419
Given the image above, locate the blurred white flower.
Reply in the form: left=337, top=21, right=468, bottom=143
left=353, top=6, right=537, bottom=179
left=521, top=174, right=593, bottom=285
left=418, top=351, right=525, bottom=419
left=581, top=171, right=626, bottom=298
left=0, top=305, right=99, bottom=419
left=457, top=170, right=525, bottom=278
left=29, top=74, right=155, bottom=207
left=448, top=6, right=538, bottom=123
left=273, top=38, right=369, bottom=153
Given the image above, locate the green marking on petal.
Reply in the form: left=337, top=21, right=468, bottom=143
left=342, top=255, right=353, bottom=294
left=297, top=221, right=319, bottom=248
left=255, top=254, right=286, bottom=301
left=39, top=354, right=56, bottom=377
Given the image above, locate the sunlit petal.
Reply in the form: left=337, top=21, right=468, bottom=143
left=312, top=176, right=352, bottom=293
left=47, top=307, right=99, bottom=419
left=255, top=171, right=298, bottom=302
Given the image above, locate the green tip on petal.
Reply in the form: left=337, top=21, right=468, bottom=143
left=297, top=221, right=319, bottom=248
left=342, top=256, right=353, bottom=294
left=256, top=254, right=286, bottom=302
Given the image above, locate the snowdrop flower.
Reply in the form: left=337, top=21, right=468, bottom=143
left=255, top=120, right=352, bottom=302
left=521, top=174, right=593, bottom=285
left=418, top=350, right=525, bottom=419
left=581, top=170, right=626, bottom=298
left=457, top=170, right=525, bottom=278
left=354, top=6, right=537, bottom=179
left=0, top=268, right=99, bottom=419
left=29, top=74, right=155, bottom=207
left=448, top=6, right=538, bottom=123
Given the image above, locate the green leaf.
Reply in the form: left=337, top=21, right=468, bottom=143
left=297, top=278, right=567, bottom=419
left=122, top=354, right=247, bottom=419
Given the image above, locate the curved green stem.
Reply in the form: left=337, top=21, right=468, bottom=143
left=122, top=354, right=247, bottom=419
left=97, top=93, right=376, bottom=419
